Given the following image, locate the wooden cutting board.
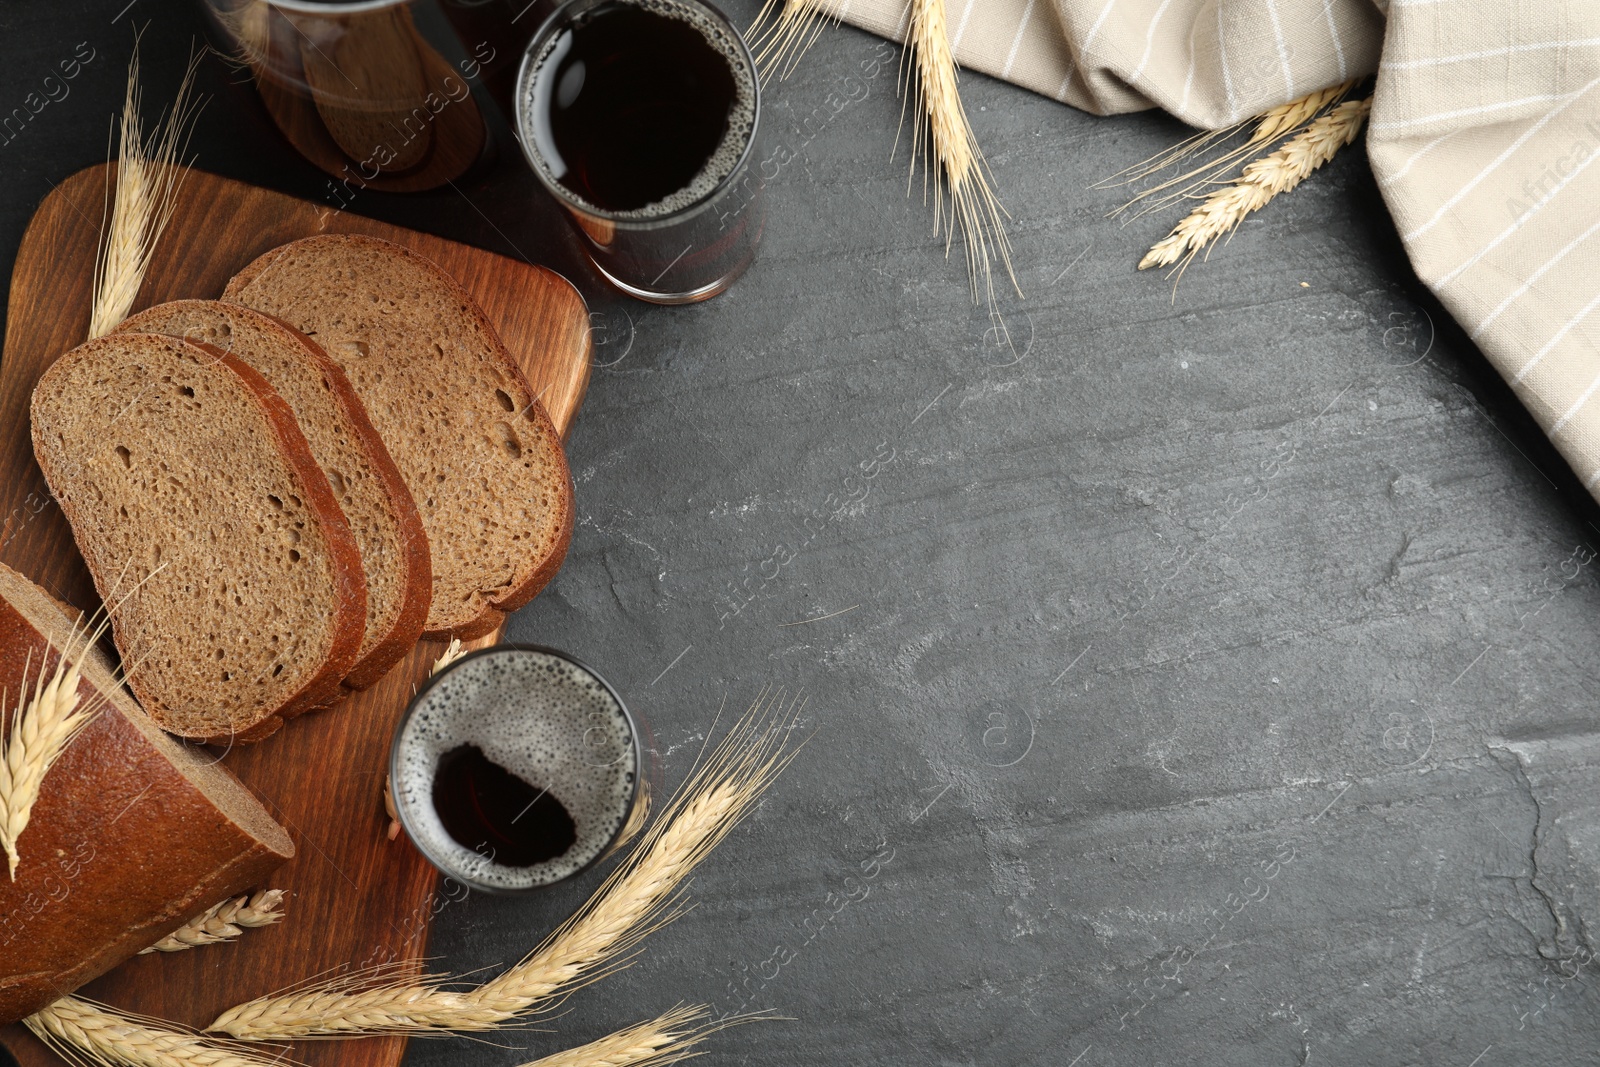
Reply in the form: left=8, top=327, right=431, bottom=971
left=0, top=165, right=591, bottom=1067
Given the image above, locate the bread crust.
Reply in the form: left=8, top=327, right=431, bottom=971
left=115, top=303, right=432, bottom=692
left=273, top=320, right=431, bottom=688
left=29, top=334, right=366, bottom=743
left=0, top=562, right=294, bottom=1024
left=188, top=340, right=367, bottom=732
left=225, top=234, right=576, bottom=638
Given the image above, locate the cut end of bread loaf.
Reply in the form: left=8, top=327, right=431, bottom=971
left=0, top=560, right=293, bottom=1023
left=115, top=301, right=431, bottom=691
left=224, top=234, right=574, bottom=637
left=30, top=332, right=366, bottom=742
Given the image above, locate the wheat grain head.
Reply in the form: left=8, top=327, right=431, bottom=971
left=26, top=997, right=296, bottom=1067
left=520, top=1005, right=759, bottom=1067
left=88, top=45, right=204, bottom=340
left=139, top=889, right=287, bottom=954
left=1139, top=96, right=1371, bottom=284
left=208, top=691, right=803, bottom=1039
left=903, top=0, right=1018, bottom=326
left=1105, top=80, right=1357, bottom=221
left=0, top=598, right=126, bottom=879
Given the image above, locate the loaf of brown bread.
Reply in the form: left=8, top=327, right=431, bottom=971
left=30, top=333, right=366, bottom=742
left=225, top=234, right=574, bottom=639
left=0, top=561, right=294, bottom=1024
left=115, top=301, right=431, bottom=691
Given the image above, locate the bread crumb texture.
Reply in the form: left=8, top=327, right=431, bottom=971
left=229, top=236, right=570, bottom=634
left=31, top=335, right=345, bottom=736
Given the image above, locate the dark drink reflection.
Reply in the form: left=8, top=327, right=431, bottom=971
left=203, top=0, right=489, bottom=193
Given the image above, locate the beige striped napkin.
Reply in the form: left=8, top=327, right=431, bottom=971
left=815, top=0, right=1600, bottom=501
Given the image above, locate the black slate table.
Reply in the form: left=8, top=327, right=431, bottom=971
left=2, top=2, right=1598, bottom=1065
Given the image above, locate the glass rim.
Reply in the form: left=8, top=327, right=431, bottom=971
left=250, top=0, right=409, bottom=12
left=512, top=0, right=762, bottom=228
left=387, top=642, right=642, bottom=896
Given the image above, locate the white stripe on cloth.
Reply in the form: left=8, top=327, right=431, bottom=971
left=1265, top=0, right=1296, bottom=97
left=1435, top=138, right=1600, bottom=290
left=1551, top=329, right=1600, bottom=433
left=1514, top=289, right=1600, bottom=388
left=1083, top=0, right=1117, bottom=53
left=951, top=0, right=977, bottom=50
left=1475, top=216, right=1600, bottom=343
left=1130, top=0, right=1178, bottom=84
left=1401, top=75, right=1600, bottom=243
left=1001, top=0, right=1038, bottom=78
left=1382, top=37, right=1600, bottom=69
left=1378, top=132, right=1452, bottom=187
left=1218, top=5, right=1236, bottom=121
left=1179, top=13, right=1200, bottom=113
left=1322, top=0, right=1348, bottom=80
left=1372, top=91, right=1580, bottom=133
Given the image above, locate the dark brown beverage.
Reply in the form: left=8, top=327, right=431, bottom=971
left=431, top=743, right=577, bottom=867
left=517, top=0, right=764, bottom=303
left=529, top=4, right=738, bottom=211
left=391, top=645, right=639, bottom=892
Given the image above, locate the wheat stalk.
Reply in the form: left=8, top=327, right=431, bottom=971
left=904, top=0, right=1019, bottom=328
left=1139, top=96, right=1372, bottom=280
left=606, top=776, right=651, bottom=857
left=87, top=45, right=204, bottom=340
left=26, top=998, right=294, bottom=1067
left=139, top=890, right=287, bottom=954
left=428, top=637, right=465, bottom=677
left=748, top=0, right=831, bottom=82
left=521, top=1005, right=753, bottom=1067
left=1104, top=80, right=1357, bottom=220
left=209, top=691, right=803, bottom=1039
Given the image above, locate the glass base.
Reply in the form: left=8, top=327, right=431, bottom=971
left=589, top=255, right=752, bottom=305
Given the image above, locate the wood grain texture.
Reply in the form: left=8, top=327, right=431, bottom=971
left=0, top=165, right=589, bottom=1067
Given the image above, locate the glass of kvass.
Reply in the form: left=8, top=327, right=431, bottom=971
left=514, top=0, right=766, bottom=303
left=389, top=645, right=640, bottom=892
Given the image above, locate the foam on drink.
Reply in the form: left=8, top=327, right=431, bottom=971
left=520, top=0, right=757, bottom=219
left=392, top=648, right=637, bottom=891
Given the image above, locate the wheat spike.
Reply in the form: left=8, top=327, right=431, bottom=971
left=1104, top=80, right=1356, bottom=219
left=26, top=998, right=294, bottom=1067
left=428, top=637, right=465, bottom=677
left=1139, top=96, right=1372, bottom=279
left=0, top=605, right=121, bottom=880
left=904, top=0, right=1019, bottom=327
left=209, top=692, right=803, bottom=1039
left=748, top=0, right=831, bottom=82
left=88, top=45, right=204, bottom=340
left=139, top=890, right=286, bottom=954
left=606, top=775, right=652, bottom=857
left=521, top=1005, right=754, bottom=1067
left=0, top=564, right=167, bottom=879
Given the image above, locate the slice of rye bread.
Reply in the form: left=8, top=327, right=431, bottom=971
left=0, top=560, right=294, bottom=1024
left=225, top=234, right=575, bottom=639
left=30, top=332, right=366, bottom=742
left=115, top=301, right=431, bottom=691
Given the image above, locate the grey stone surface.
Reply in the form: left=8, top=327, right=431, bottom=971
left=2, top=1, right=1599, bottom=1064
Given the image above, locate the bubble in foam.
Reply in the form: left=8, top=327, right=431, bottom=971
left=392, top=648, right=638, bottom=891
left=519, top=0, right=757, bottom=220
